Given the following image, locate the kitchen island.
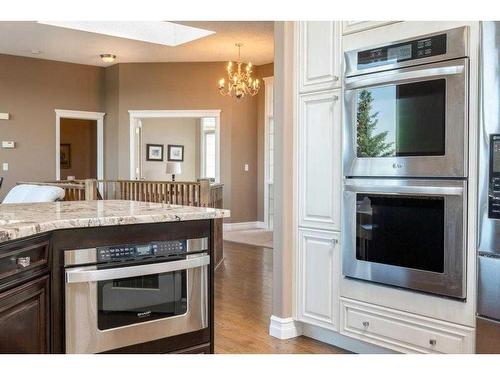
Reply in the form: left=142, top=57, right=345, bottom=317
left=0, top=200, right=229, bottom=354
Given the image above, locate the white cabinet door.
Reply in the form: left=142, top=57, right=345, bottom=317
left=296, top=229, right=340, bottom=331
left=342, top=21, right=401, bottom=35
left=299, top=21, right=341, bottom=93
left=298, top=90, right=341, bottom=231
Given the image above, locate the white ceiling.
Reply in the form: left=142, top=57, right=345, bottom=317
left=0, top=21, right=274, bottom=66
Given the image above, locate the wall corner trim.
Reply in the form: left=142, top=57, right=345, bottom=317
left=269, top=315, right=303, bottom=340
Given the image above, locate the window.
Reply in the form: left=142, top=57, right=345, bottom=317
left=200, top=117, right=216, bottom=179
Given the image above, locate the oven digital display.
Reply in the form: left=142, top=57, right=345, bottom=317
left=388, top=44, right=412, bottom=61
left=136, top=245, right=152, bottom=256
left=357, top=33, right=447, bottom=70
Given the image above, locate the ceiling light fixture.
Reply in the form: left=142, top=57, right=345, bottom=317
left=100, top=54, right=116, bottom=63
left=218, top=43, right=260, bottom=100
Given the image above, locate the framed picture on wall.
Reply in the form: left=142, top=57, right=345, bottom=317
left=60, top=143, right=71, bottom=169
left=146, top=144, right=164, bottom=161
left=168, top=145, right=184, bottom=161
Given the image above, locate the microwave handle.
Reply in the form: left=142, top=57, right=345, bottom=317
left=345, top=65, right=464, bottom=91
left=344, top=183, right=463, bottom=196
left=65, top=254, right=210, bottom=283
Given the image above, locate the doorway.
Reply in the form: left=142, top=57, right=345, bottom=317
left=55, top=109, right=105, bottom=180
left=128, top=110, right=221, bottom=182
left=59, top=118, right=97, bottom=180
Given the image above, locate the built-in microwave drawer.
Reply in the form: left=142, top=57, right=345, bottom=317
left=340, top=298, right=474, bottom=353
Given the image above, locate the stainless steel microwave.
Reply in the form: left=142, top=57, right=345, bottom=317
left=343, top=27, right=469, bottom=178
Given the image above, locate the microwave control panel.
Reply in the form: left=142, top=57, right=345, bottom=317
left=97, top=240, right=186, bottom=262
left=357, top=33, right=447, bottom=70
left=489, top=134, right=500, bottom=219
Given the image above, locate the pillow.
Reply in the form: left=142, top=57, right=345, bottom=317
left=2, top=184, right=65, bottom=204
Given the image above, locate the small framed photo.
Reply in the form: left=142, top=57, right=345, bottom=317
left=168, top=145, right=184, bottom=161
left=60, top=144, right=71, bottom=169
left=146, top=144, right=164, bottom=161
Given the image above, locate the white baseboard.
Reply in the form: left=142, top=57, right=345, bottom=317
left=269, top=315, right=303, bottom=340
left=301, top=322, right=394, bottom=354
left=223, top=221, right=267, bottom=232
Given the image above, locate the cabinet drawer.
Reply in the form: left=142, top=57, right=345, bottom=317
left=340, top=298, right=474, bottom=353
left=0, top=238, right=49, bottom=283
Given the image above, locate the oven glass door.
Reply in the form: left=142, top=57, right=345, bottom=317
left=344, top=58, right=468, bottom=178
left=98, top=269, right=187, bottom=330
left=355, top=79, right=445, bottom=158
left=356, top=194, right=445, bottom=272
left=343, top=179, right=466, bottom=299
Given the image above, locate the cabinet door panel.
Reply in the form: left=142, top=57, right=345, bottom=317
left=342, top=21, right=401, bottom=35
left=297, top=229, right=339, bottom=331
left=298, top=90, right=341, bottom=231
left=0, top=275, right=49, bottom=353
left=299, top=21, right=341, bottom=92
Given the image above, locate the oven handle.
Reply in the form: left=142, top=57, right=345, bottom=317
left=344, top=183, right=463, bottom=196
left=345, top=65, right=464, bottom=91
left=65, top=254, right=210, bottom=284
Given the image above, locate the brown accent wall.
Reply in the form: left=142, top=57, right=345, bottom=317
left=0, top=54, right=104, bottom=199
left=107, top=62, right=269, bottom=223
left=256, top=63, right=274, bottom=222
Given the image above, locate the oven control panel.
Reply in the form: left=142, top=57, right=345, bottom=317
left=97, top=240, right=187, bottom=262
left=489, top=134, right=500, bottom=219
left=357, top=33, right=447, bottom=70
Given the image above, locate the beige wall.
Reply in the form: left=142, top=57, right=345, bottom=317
left=141, top=117, right=198, bottom=181
left=0, top=54, right=271, bottom=224
left=0, top=54, right=104, bottom=199
left=106, top=62, right=270, bottom=223
left=60, top=118, right=97, bottom=180
left=256, top=63, right=274, bottom=222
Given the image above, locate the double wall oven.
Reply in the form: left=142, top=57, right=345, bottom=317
left=342, top=27, right=469, bottom=299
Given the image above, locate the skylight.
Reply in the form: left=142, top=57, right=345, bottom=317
left=37, top=21, right=215, bottom=47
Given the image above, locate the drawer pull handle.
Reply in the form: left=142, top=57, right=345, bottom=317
left=17, top=257, right=31, bottom=268
left=362, top=321, right=369, bottom=328
left=429, top=339, right=437, bottom=346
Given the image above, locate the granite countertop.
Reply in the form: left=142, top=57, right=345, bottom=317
left=0, top=200, right=230, bottom=243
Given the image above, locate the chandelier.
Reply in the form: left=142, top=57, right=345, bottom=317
left=218, top=43, right=260, bottom=99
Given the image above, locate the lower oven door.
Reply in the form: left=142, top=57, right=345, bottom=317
left=342, top=179, right=466, bottom=299
left=65, top=254, right=209, bottom=353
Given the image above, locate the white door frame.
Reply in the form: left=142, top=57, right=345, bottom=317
left=55, top=109, right=105, bottom=180
left=263, top=77, right=274, bottom=229
left=128, top=110, right=221, bottom=182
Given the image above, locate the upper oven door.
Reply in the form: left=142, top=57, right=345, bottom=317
left=343, top=58, right=468, bottom=178
left=342, top=178, right=467, bottom=299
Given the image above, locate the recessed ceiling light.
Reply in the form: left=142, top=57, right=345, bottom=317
left=31, top=49, right=42, bottom=55
left=100, top=54, right=116, bottom=63
left=37, top=21, right=215, bottom=47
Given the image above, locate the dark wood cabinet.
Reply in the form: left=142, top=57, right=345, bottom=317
left=0, top=275, right=50, bottom=353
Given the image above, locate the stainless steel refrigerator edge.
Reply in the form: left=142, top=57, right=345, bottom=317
left=476, top=21, right=500, bottom=353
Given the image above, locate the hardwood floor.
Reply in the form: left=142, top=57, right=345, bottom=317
left=214, top=241, right=348, bottom=354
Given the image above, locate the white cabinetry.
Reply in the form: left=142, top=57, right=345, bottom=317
left=341, top=21, right=401, bottom=35
left=340, top=298, right=474, bottom=353
left=299, top=21, right=341, bottom=93
left=297, top=229, right=340, bottom=330
left=298, top=90, right=341, bottom=231
left=295, top=21, right=343, bottom=334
